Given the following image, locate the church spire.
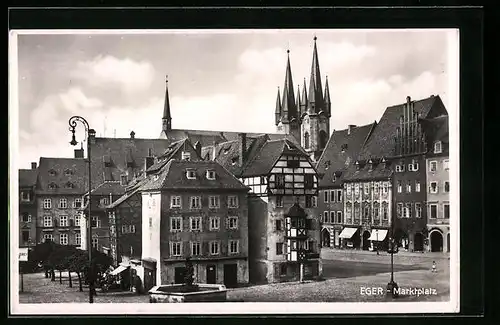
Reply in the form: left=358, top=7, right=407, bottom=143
left=300, top=77, right=308, bottom=114
left=281, top=49, right=296, bottom=120
left=324, top=75, right=331, bottom=117
left=275, top=87, right=282, bottom=126
left=296, top=84, right=301, bottom=117
left=162, top=75, right=172, bottom=132
left=307, top=36, right=324, bottom=114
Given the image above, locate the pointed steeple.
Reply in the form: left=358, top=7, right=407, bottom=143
left=275, top=87, right=282, bottom=126
left=300, top=77, right=308, bottom=113
left=162, top=75, right=172, bottom=132
left=296, top=84, right=301, bottom=117
left=281, top=49, right=296, bottom=120
left=324, top=75, right=331, bottom=117
left=307, top=36, right=324, bottom=114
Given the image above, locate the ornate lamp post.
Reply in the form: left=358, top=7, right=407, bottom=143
left=69, top=116, right=95, bottom=304
left=386, top=213, right=399, bottom=298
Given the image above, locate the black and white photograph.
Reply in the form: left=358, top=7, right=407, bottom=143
left=9, top=28, right=459, bottom=315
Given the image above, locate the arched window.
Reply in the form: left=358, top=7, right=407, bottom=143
left=304, top=132, right=310, bottom=149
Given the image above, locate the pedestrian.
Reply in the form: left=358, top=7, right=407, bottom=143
left=432, top=261, right=437, bottom=273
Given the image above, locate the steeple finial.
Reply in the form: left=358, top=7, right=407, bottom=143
left=161, top=73, right=172, bottom=134
left=307, top=35, right=324, bottom=114
left=281, top=49, right=297, bottom=120
left=324, top=74, right=331, bottom=117
left=301, top=77, right=308, bottom=109
left=275, top=86, right=282, bottom=126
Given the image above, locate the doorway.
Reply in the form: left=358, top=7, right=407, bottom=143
left=414, top=232, right=424, bottom=252
left=362, top=231, right=371, bottom=250
left=174, top=267, right=186, bottom=284
left=223, top=264, right=238, bottom=288
left=321, top=228, right=331, bottom=247
left=430, top=231, right=443, bottom=252
left=206, top=264, right=217, bottom=284
left=144, top=268, right=156, bottom=291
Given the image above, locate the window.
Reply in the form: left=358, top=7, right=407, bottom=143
left=59, top=215, right=68, bottom=227
left=209, top=196, right=220, bottom=209
left=415, top=203, right=422, bottom=218
left=346, top=184, right=352, bottom=196
left=209, top=217, right=220, bottom=230
left=415, top=181, right=421, bottom=192
left=404, top=203, right=412, bottom=218
left=444, top=181, right=450, bottom=193
left=275, top=219, right=283, bottom=231
left=276, top=195, right=283, bottom=207
left=373, top=204, right=380, bottom=219
left=305, top=195, right=313, bottom=208
left=304, top=132, right=310, bottom=149
left=43, top=234, right=53, bottom=243
left=330, top=211, right=335, bottom=223
left=171, top=242, right=182, bottom=256
left=406, top=181, right=412, bottom=193
left=397, top=181, right=402, bottom=193
left=92, top=237, right=98, bottom=249
left=73, top=198, right=82, bottom=208
left=182, top=151, right=191, bottom=161
left=312, top=196, right=317, bottom=207
left=444, top=204, right=450, bottom=219
left=191, top=242, right=201, bottom=256
left=364, top=206, right=371, bottom=219
left=280, top=264, right=287, bottom=276
left=322, top=211, right=328, bottom=223
left=374, top=183, right=380, bottom=194
left=22, top=231, right=30, bottom=242
left=304, top=174, right=314, bottom=189
left=434, top=141, right=442, bottom=153
left=260, top=176, right=266, bottom=184
left=43, top=215, right=53, bottom=227
left=122, top=225, right=136, bottom=234
left=120, top=175, right=128, bottom=186
left=186, top=169, right=197, bottom=179
left=354, top=184, right=359, bottom=195
left=364, top=184, right=369, bottom=195
left=397, top=203, right=403, bottom=218
left=43, top=199, right=52, bottom=209
left=383, top=183, right=388, bottom=194
left=190, top=217, right=202, bottom=231
left=337, top=190, right=342, bottom=202
left=276, top=242, right=284, bottom=255
left=228, top=195, right=239, bottom=208
left=149, top=217, right=152, bottom=228
left=22, top=213, right=31, bottom=222
left=210, top=241, right=220, bottom=255
left=171, top=196, right=181, bottom=208
left=74, top=215, right=81, bottom=227
left=287, top=160, right=299, bottom=168
left=75, top=232, right=81, bottom=246
left=228, top=216, right=239, bottom=230
left=48, top=169, right=56, bottom=176
left=330, top=190, right=335, bottom=202
left=206, top=170, right=216, bottom=180
left=190, top=196, right=201, bottom=209
left=332, top=173, right=336, bottom=182
left=229, top=240, right=239, bottom=254
left=396, top=164, right=405, bottom=172
left=429, top=182, right=438, bottom=193
left=100, top=198, right=109, bottom=206
left=382, top=203, right=388, bottom=220
left=429, top=161, right=438, bottom=172
left=21, top=191, right=31, bottom=202
left=323, top=191, right=329, bottom=203
left=171, top=217, right=182, bottom=232
left=48, top=183, right=57, bottom=189
left=60, top=233, right=68, bottom=245
left=443, top=159, right=449, bottom=170
left=91, top=216, right=100, bottom=228
left=337, top=211, right=343, bottom=223
left=276, top=175, right=285, bottom=188
left=430, top=204, right=438, bottom=219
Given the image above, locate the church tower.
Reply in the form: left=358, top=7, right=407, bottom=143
left=275, top=50, right=301, bottom=142
left=300, top=36, right=331, bottom=162
left=159, top=75, right=172, bottom=139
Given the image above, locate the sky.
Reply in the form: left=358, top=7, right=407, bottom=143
left=12, top=29, right=457, bottom=169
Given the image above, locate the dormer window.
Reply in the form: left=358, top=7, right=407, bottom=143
left=341, top=144, right=348, bottom=152
left=126, top=161, right=134, bottom=168
left=182, top=151, right=191, bottom=161
left=231, top=156, right=238, bottom=166
left=434, top=141, right=442, bottom=154
left=355, top=161, right=360, bottom=170
left=186, top=169, right=197, bottom=180
left=148, top=148, right=154, bottom=157
left=408, top=159, right=419, bottom=172
left=206, top=170, right=216, bottom=180
left=48, top=169, right=56, bottom=176
left=65, top=182, right=74, bottom=189
left=64, top=169, right=73, bottom=176
left=324, top=160, right=331, bottom=170
left=48, top=182, right=57, bottom=189
left=120, top=174, right=128, bottom=186
left=395, top=163, right=406, bottom=173
left=332, top=173, right=336, bottom=182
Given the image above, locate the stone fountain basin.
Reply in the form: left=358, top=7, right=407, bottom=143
left=148, top=284, right=227, bottom=303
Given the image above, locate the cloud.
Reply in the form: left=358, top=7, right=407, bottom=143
left=72, top=55, right=155, bottom=93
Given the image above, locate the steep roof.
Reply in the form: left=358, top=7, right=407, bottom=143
left=36, top=157, right=88, bottom=195
left=317, top=123, right=376, bottom=188
left=90, top=181, right=124, bottom=196
left=19, top=169, right=38, bottom=188
left=146, top=138, right=200, bottom=174
left=422, top=114, right=449, bottom=156
left=140, top=160, right=249, bottom=191
left=106, top=177, right=148, bottom=209
left=357, top=95, right=445, bottom=161
left=343, top=159, right=393, bottom=182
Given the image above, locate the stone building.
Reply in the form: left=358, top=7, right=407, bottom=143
left=19, top=162, right=38, bottom=248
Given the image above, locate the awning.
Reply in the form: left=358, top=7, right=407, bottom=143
left=339, top=227, right=358, bottom=239
left=368, top=229, right=388, bottom=241
left=110, top=265, right=129, bottom=276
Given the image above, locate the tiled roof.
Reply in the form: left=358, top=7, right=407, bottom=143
left=146, top=138, right=199, bottom=174
left=106, top=177, right=148, bottom=209
left=357, top=95, right=445, bottom=161
left=36, top=157, right=88, bottom=195
left=140, top=160, right=249, bottom=191
left=19, top=169, right=38, bottom=188
left=316, top=123, right=376, bottom=188
left=90, top=181, right=125, bottom=196
left=343, top=158, right=393, bottom=182
left=422, top=114, right=449, bottom=156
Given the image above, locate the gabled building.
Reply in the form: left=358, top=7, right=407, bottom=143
left=35, top=154, right=87, bottom=247
left=19, top=162, right=39, bottom=248
left=208, top=134, right=322, bottom=283
left=423, top=115, right=450, bottom=252
left=315, top=123, right=376, bottom=248
left=139, top=160, right=250, bottom=291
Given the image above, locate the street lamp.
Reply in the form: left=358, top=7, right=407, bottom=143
left=69, top=116, right=95, bottom=304
left=386, top=216, right=399, bottom=298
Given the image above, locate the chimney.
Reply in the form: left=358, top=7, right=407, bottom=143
left=130, top=131, right=135, bottom=139
left=144, top=156, right=154, bottom=172
left=212, top=141, right=217, bottom=161
left=238, top=133, right=247, bottom=167
left=194, top=141, right=202, bottom=158
left=348, top=125, right=356, bottom=135
left=31, top=162, right=37, bottom=170
left=74, top=148, right=84, bottom=159
left=88, top=129, right=97, bottom=144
